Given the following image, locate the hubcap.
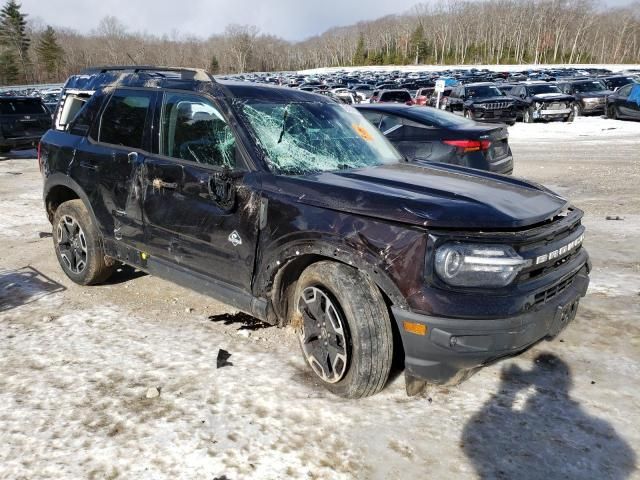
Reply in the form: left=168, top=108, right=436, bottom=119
left=57, top=215, right=88, bottom=274
left=298, top=286, right=349, bottom=383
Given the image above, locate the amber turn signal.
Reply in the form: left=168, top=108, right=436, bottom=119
left=403, top=321, right=427, bottom=336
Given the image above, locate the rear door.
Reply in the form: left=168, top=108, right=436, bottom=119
left=71, top=88, right=156, bottom=248
left=141, top=91, right=259, bottom=290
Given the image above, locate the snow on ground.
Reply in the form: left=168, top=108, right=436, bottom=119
left=1, top=126, right=640, bottom=479
left=299, top=63, right=640, bottom=75
left=508, top=116, right=640, bottom=143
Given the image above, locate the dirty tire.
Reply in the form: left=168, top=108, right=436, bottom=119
left=292, top=261, right=393, bottom=398
left=607, top=105, right=618, bottom=120
left=53, top=199, right=115, bottom=285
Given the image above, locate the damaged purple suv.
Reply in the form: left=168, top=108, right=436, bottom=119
left=40, top=67, right=590, bottom=398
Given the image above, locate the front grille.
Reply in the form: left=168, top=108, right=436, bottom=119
left=483, top=102, right=512, bottom=110
left=534, top=272, right=578, bottom=305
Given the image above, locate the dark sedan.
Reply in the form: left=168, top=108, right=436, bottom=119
left=606, top=82, right=640, bottom=121
left=356, top=104, right=513, bottom=174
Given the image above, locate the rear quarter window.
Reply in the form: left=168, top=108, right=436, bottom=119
left=98, top=90, right=154, bottom=149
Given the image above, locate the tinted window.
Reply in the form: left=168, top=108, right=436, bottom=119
left=99, top=90, right=153, bottom=149
left=160, top=93, right=236, bottom=168
left=360, top=110, right=382, bottom=127
left=405, top=106, right=475, bottom=128
left=572, top=81, right=606, bottom=92
left=380, top=91, right=411, bottom=103
left=379, top=114, right=403, bottom=133
left=617, top=84, right=633, bottom=97
left=466, top=86, right=504, bottom=98
left=0, top=99, right=48, bottom=115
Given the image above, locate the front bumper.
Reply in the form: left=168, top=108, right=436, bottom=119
left=535, top=108, right=572, bottom=119
left=391, top=266, right=589, bottom=384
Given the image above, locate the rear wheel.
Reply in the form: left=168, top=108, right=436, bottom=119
left=291, top=261, right=393, bottom=398
left=53, top=200, right=115, bottom=285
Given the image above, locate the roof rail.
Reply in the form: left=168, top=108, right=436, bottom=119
left=80, top=65, right=212, bottom=82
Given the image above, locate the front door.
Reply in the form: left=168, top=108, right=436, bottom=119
left=141, top=91, right=259, bottom=290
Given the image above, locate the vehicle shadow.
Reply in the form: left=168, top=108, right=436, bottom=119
left=0, top=148, right=37, bottom=161
left=0, top=266, right=66, bottom=313
left=101, top=264, right=147, bottom=285
left=208, top=311, right=272, bottom=331
left=461, top=352, right=637, bottom=479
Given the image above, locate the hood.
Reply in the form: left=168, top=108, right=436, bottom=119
left=531, top=93, right=574, bottom=101
left=265, top=163, right=568, bottom=230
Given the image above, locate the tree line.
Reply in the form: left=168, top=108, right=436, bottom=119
left=0, top=0, right=638, bottom=85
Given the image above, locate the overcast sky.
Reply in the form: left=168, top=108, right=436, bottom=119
left=21, top=0, right=636, bottom=42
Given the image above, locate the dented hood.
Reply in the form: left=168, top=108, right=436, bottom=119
left=267, top=163, right=568, bottom=230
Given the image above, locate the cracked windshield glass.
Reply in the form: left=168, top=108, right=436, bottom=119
left=239, top=101, right=402, bottom=175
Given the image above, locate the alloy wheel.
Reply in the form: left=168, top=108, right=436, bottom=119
left=298, top=286, right=349, bottom=383
left=57, top=214, right=88, bottom=274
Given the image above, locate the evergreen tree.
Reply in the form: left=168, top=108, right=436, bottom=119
left=209, top=54, right=220, bottom=74
left=352, top=33, right=366, bottom=66
left=36, top=25, right=64, bottom=81
left=0, top=0, right=30, bottom=83
left=0, top=48, right=18, bottom=84
left=410, top=24, right=428, bottom=65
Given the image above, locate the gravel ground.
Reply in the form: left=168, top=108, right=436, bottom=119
left=0, top=116, right=639, bottom=479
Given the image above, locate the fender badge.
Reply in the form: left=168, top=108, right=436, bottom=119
left=228, top=230, right=242, bottom=247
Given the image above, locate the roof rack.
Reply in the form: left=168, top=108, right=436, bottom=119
left=80, top=65, right=212, bottom=82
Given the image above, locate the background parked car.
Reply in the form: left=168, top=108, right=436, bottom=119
left=598, top=75, right=638, bottom=91
left=357, top=104, right=513, bottom=174
left=509, top=83, right=575, bottom=122
left=0, top=96, right=51, bottom=153
left=369, top=89, right=414, bottom=105
left=606, top=82, right=640, bottom=121
left=556, top=79, right=613, bottom=116
left=447, top=83, right=517, bottom=125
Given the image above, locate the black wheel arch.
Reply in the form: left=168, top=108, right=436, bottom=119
left=255, top=238, right=409, bottom=326
left=44, top=173, right=98, bottom=226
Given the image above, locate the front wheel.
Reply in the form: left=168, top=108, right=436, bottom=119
left=291, top=261, right=393, bottom=398
left=523, top=107, right=535, bottom=123
left=53, top=199, right=115, bottom=285
left=464, top=109, right=473, bottom=120
left=572, top=102, right=582, bottom=118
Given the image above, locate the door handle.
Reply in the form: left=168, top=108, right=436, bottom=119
left=152, top=178, right=178, bottom=190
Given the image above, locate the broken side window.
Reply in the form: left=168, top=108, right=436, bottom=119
left=160, top=92, right=236, bottom=169
left=237, top=100, right=402, bottom=176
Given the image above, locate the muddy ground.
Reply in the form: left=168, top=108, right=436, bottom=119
left=0, top=116, right=639, bottom=479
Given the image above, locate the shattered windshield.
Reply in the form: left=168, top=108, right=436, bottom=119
left=238, top=100, right=402, bottom=175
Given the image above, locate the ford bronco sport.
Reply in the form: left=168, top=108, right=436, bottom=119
left=40, top=67, right=590, bottom=398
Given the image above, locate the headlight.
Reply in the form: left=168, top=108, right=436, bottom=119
left=583, top=97, right=598, bottom=103
left=434, top=243, right=529, bottom=287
